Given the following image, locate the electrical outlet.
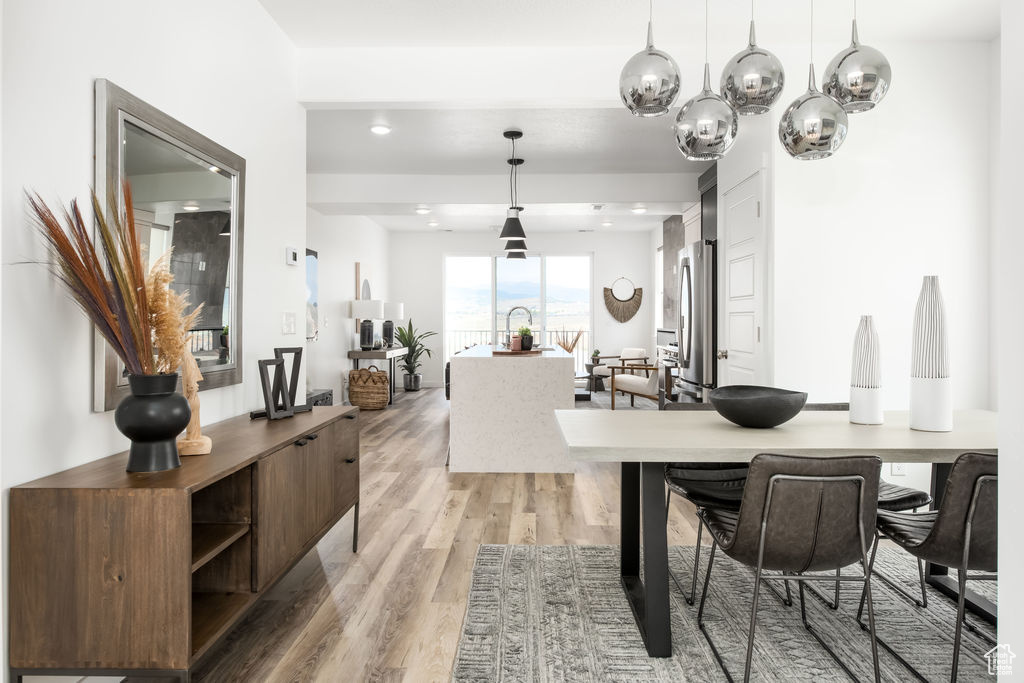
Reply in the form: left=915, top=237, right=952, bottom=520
left=890, top=463, right=907, bottom=477
left=282, top=312, right=297, bottom=335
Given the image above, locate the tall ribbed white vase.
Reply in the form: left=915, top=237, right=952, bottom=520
left=850, top=315, right=883, bottom=425
left=910, top=276, right=952, bottom=431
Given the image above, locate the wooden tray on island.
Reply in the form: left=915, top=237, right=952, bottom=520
left=492, top=349, right=543, bottom=356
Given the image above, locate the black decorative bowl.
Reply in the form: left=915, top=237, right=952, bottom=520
left=709, top=385, right=808, bottom=429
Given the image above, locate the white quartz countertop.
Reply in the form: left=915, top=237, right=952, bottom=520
left=452, top=344, right=572, bottom=359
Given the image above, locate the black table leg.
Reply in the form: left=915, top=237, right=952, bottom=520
left=388, top=357, right=395, bottom=405
left=620, top=461, right=672, bottom=657
left=925, top=462, right=997, bottom=625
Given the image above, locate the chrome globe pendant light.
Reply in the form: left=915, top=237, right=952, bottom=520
left=778, top=0, right=849, bottom=160
left=824, top=0, right=891, bottom=113
left=720, top=0, right=785, bottom=115
left=619, top=0, right=680, bottom=117
left=499, top=129, right=527, bottom=249
left=674, top=0, right=738, bottom=161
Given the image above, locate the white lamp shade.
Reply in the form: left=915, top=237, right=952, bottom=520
left=350, top=299, right=384, bottom=320
left=383, top=302, right=405, bottom=320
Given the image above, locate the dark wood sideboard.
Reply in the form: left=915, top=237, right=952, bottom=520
left=9, top=404, right=360, bottom=682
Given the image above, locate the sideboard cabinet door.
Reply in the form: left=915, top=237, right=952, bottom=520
left=332, top=415, right=360, bottom=517
left=256, top=442, right=307, bottom=589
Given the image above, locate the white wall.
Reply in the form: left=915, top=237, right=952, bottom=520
left=772, top=42, right=994, bottom=494
left=306, top=210, right=389, bottom=401
left=1, top=1, right=304, bottom=677
left=997, top=0, right=1022, bottom=648
left=388, top=230, right=656, bottom=388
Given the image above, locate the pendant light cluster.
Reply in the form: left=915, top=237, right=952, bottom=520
left=618, top=0, right=890, bottom=162
left=499, top=129, right=527, bottom=259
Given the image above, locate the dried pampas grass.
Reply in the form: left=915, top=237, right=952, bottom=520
left=147, top=252, right=203, bottom=374
left=29, top=181, right=202, bottom=376
left=554, top=327, right=584, bottom=354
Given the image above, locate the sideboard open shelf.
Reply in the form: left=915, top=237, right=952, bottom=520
left=9, top=404, right=360, bottom=682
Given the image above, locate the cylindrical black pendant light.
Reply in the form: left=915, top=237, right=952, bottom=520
left=499, top=129, right=527, bottom=241
left=504, top=239, right=527, bottom=252
left=507, top=250, right=527, bottom=259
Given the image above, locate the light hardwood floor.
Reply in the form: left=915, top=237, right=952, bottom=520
left=193, top=388, right=700, bottom=682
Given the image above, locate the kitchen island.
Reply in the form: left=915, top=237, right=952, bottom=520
left=449, top=344, right=575, bottom=472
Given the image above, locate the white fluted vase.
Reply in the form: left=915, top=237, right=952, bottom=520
left=910, top=276, right=952, bottom=431
left=850, top=315, right=883, bottom=425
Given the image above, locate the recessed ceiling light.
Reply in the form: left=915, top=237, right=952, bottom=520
left=183, top=205, right=200, bottom=212
left=208, top=165, right=220, bottom=173
left=370, top=124, right=392, bottom=135
left=631, top=205, right=647, bottom=214
left=414, top=206, right=431, bottom=215
left=427, top=220, right=439, bottom=227
left=601, top=220, right=614, bottom=227
left=579, top=229, right=595, bottom=233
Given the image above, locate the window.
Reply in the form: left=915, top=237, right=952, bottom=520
left=444, top=253, right=592, bottom=371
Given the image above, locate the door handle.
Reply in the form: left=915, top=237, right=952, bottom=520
left=345, top=458, right=357, bottom=464
left=717, top=349, right=729, bottom=360
left=306, top=433, right=319, bottom=440
left=295, top=439, right=308, bottom=447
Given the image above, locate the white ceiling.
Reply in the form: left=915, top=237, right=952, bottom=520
left=307, top=108, right=709, bottom=175
left=260, top=0, right=999, bottom=48
left=309, top=201, right=686, bottom=233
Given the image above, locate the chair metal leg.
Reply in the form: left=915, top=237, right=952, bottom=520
left=858, top=532, right=881, bottom=622
left=951, top=569, right=968, bottom=682
left=688, top=522, right=703, bottom=606
left=742, top=561, right=764, bottom=683
left=695, top=542, right=736, bottom=683
left=862, top=542, right=883, bottom=683
left=696, top=542, right=717, bottom=627
left=797, top=581, right=860, bottom=681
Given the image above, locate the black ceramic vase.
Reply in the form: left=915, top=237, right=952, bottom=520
left=520, top=334, right=533, bottom=351
left=115, top=374, right=191, bottom=472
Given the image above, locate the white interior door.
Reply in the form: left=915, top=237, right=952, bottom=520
left=719, top=171, right=768, bottom=386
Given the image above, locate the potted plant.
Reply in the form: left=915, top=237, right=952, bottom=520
left=395, top=319, right=437, bottom=391
left=591, top=348, right=601, bottom=361
left=28, top=183, right=202, bottom=472
left=220, top=324, right=229, bottom=348
left=518, top=326, right=534, bottom=351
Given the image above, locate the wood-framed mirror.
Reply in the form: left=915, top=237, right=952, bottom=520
left=94, top=79, right=245, bottom=411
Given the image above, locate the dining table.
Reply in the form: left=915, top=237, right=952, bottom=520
left=554, top=408, right=998, bottom=657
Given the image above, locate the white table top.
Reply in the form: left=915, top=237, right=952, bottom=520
left=554, top=409, right=997, bottom=463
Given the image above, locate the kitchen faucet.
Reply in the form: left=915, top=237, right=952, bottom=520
left=505, top=306, right=533, bottom=347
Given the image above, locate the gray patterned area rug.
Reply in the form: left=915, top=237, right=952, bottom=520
left=452, top=545, right=996, bottom=682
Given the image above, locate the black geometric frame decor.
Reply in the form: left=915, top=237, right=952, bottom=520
left=250, top=347, right=313, bottom=420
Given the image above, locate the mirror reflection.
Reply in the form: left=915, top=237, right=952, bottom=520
left=123, top=121, right=235, bottom=370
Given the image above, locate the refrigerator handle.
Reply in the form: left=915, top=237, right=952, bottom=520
left=679, top=261, right=692, bottom=366
left=702, top=241, right=715, bottom=386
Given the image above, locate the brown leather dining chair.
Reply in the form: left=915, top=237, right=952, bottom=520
left=663, top=399, right=930, bottom=610
left=858, top=451, right=997, bottom=682
left=695, top=453, right=883, bottom=683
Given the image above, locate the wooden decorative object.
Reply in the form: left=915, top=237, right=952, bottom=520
left=178, top=352, right=213, bottom=455
left=9, top=406, right=360, bottom=682
left=603, top=276, right=643, bottom=323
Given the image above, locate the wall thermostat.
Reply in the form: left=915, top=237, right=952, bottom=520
left=285, top=247, right=299, bottom=266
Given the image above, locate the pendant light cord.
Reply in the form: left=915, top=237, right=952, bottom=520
left=704, top=0, right=709, bottom=63
left=809, top=0, right=814, bottom=64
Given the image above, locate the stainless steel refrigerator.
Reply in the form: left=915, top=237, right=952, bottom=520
left=676, top=239, right=717, bottom=401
